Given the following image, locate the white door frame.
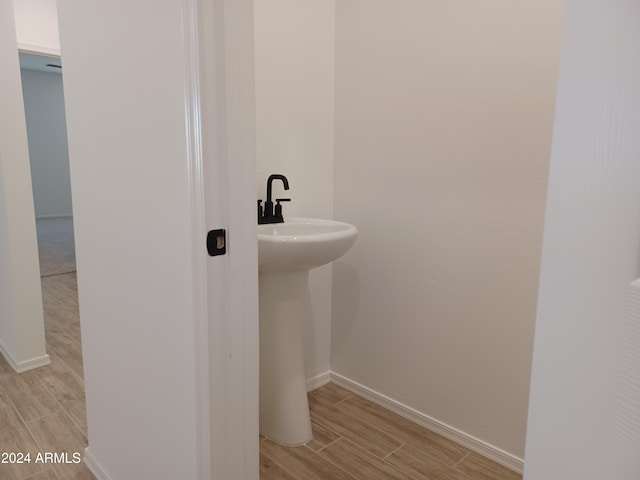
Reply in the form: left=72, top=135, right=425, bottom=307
left=190, top=0, right=259, bottom=478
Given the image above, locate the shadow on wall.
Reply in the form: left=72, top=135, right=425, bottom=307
left=331, top=261, right=360, bottom=357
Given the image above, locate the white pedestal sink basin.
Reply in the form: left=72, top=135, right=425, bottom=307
left=258, top=217, right=357, bottom=445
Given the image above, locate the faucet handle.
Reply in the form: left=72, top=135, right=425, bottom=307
left=274, top=198, right=291, bottom=219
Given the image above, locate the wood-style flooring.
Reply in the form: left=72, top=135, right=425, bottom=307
left=0, top=273, right=94, bottom=480
left=261, top=383, right=522, bottom=480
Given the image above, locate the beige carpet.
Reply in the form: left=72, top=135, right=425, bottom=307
left=36, top=216, right=76, bottom=277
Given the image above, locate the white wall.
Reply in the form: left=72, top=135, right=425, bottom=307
left=331, top=1, right=564, bottom=461
left=0, top=0, right=48, bottom=371
left=20, top=68, right=72, bottom=218
left=524, top=1, right=640, bottom=478
left=254, top=0, right=335, bottom=381
left=56, top=1, right=200, bottom=477
left=12, top=0, right=60, bottom=55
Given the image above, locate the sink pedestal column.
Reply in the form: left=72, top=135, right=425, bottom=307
left=259, top=270, right=313, bottom=445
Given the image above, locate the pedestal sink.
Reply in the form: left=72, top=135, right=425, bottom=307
left=258, top=217, right=357, bottom=445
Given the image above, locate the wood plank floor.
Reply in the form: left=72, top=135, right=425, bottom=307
left=260, top=383, right=522, bottom=480
left=0, top=273, right=94, bottom=480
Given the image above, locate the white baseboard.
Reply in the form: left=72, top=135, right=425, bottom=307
left=329, top=372, right=524, bottom=474
left=306, top=371, right=332, bottom=391
left=0, top=339, right=50, bottom=373
left=84, top=447, right=113, bottom=480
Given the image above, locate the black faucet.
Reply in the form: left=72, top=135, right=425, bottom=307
left=258, top=174, right=290, bottom=224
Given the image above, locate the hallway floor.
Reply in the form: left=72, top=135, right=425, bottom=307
left=0, top=218, right=92, bottom=480
left=0, top=272, right=94, bottom=480
left=261, top=383, right=522, bottom=480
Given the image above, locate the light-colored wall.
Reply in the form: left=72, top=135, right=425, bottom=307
left=524, top=1, right=640, bottom=478
left=331, top=1, right=564, bottom=459
left=254, top=0, right=335, bottom=381
left=20, top=68, right=72, bottom=218
left=12, top=0, right=60, bottom=55
left=0, top=0, right=47, bottom=370
left=56, top=1, right=200, bottom=477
